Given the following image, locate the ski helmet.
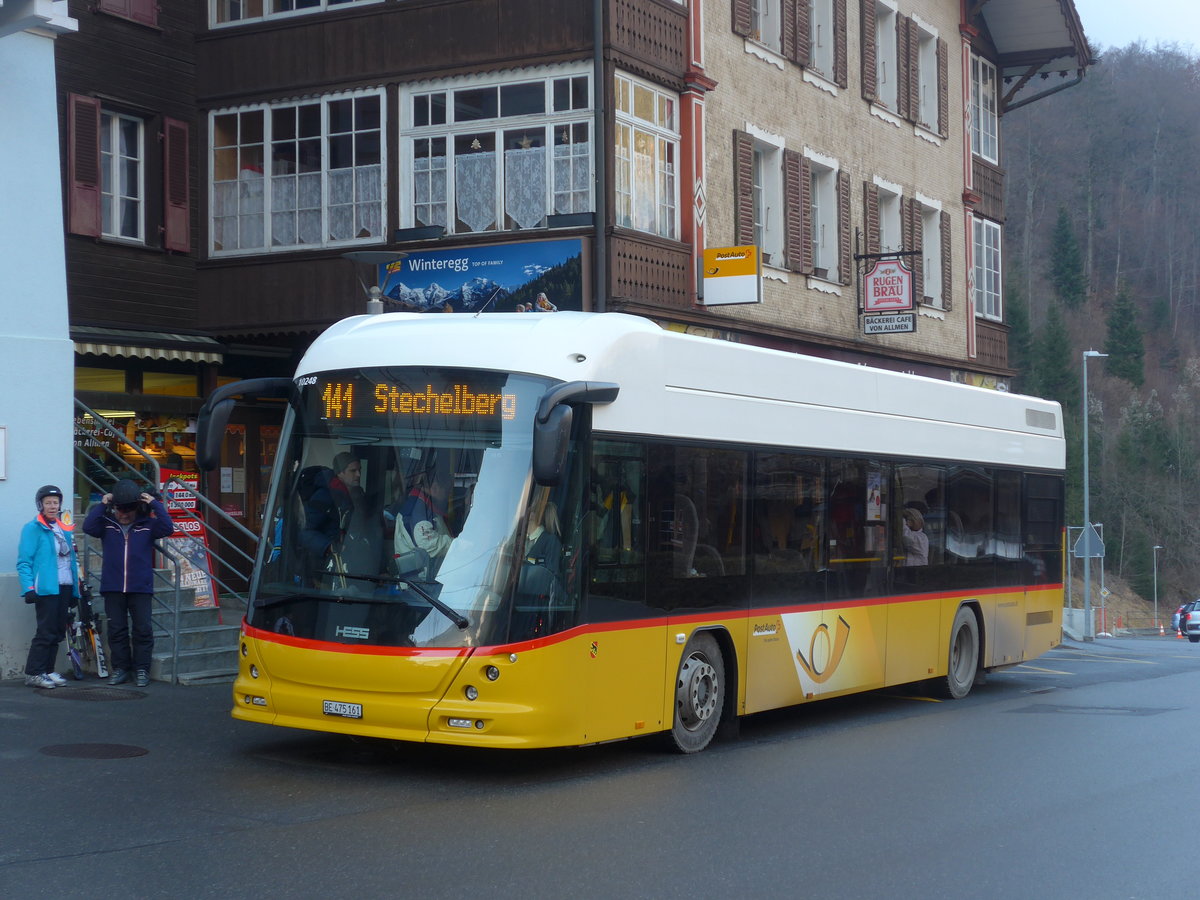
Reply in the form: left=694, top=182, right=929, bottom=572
left=35, top=485, right=64, bottom=511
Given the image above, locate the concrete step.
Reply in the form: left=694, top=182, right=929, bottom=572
left=176, top=668, right=239, bottom=686
left=150, top=645, right=239, bottom=683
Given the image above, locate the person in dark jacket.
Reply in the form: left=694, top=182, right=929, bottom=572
left=17, top=485, right=80, bottom=689
left=82, top=478, right=174, bottom=686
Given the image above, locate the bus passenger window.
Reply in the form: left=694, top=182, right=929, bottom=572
left=589, top=444, right=644, bottom=575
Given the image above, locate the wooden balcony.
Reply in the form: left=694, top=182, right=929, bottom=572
left=609, top=231, right=692, bottom=310
left=972, top=157, right=1005, bottom=223
left=611, top=0, right=689, bottom=83
left=975, top=319, right=1009, bottom=371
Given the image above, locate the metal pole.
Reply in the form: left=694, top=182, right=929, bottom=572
left=1081, top=350, right=1107, bottom=641
left=1153, top=544, right=1163, bottom=631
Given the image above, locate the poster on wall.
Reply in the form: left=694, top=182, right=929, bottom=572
left=160, top=469, right=217, bottom=608
left=379, top=238, right=584, bottom=313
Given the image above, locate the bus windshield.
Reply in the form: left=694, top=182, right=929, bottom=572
left=249, top=366, right=566, bottom=649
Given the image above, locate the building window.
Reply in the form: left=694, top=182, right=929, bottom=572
left=403, top=70, right=592, bottom=235
left=210, top=89, right=385, bottom=256
left=878, top=185, right=901, bottom=253
left=810, top=0, right=835, bottom=77
left=916, top=25, right=938, bottom=131
left=874, top=2, right=898, bottom=111
left=973, top=216, right=1002, bottom=320
left=810, top=161, right=838, bottom=279
left=752, top=140, right=784, bottom=267
left=750, top=0, right=782, bottom=52
left=971, top=55, right=999, bottom=163
left=210, top=0, right=380, bottom=27
left=920, top=203, right=941, bottom=305
left=615, top=73, right=679, bottom=240
left=100, top=112, right=144, bottom=243
left=98, top=0, right=158, bottom=26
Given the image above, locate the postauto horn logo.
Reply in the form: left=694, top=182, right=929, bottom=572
left=796, top=616, right=851, bottom=684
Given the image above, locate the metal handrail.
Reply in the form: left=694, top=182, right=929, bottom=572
left=74, top=398, right=263, bottom=683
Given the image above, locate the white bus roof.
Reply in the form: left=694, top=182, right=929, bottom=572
left=298, top=311, right=1064, bottom=471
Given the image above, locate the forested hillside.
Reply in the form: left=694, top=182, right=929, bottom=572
left=1003, top=43, right=1200, bottom=609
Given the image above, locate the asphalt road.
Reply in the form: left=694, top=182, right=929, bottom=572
left=2, top=635, right=1198, bottom=899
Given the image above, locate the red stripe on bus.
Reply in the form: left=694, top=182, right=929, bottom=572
left=242, top=580, right=1061, bottom=658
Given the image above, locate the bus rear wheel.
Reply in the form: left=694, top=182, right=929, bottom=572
left=936, top=606, right=979, bottom=700
left=670, top=632, right=724, bottom=753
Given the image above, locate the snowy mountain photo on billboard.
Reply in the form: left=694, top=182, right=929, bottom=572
left=380, top=238, right=584, bottom=313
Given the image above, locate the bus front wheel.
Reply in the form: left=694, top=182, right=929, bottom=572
left=670, top=632, right=724, bottom=753
left=937, top=606, right=979, bottom=700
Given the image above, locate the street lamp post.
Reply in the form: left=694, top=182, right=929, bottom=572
left=1082, top=349, right=1107, bottom=641
left=1153, top=544, right=1164, bottom=631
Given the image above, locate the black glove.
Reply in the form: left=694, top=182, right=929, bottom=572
left=24, top=590, right=38, bottom=604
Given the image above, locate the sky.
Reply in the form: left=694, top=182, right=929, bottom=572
left=1073, top=0, right=1200, bottom=53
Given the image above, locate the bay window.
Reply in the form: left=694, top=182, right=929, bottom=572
left=210, top=89, right=384, bottom=255
left=403, top=69, right=593, bottom=235
left=615, top=73, right=679, bottom=239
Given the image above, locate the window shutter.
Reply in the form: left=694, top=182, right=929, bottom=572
left=940, top=210, right=953, bottom=310
left=733, top=130, right=755, bottom=247
left=794, top=0, right=812, bottom=67
left=782, top=0, right=797, bottom=63
left=911, top=202, right=924, bottom=300
left=896, top=16, right=910, bottom=121
left=838, top=170, right=851, bottom=285
left=863, top=182, right=879, bottom=256
left=163, top=117, right=190, bottom=253
left=937, top=38, right=949, bottom=138
left=68, top=94, right=102, bottom=238
left=860, top=0, right=877, bottom=101
left=834, top=0, right=848, bottom=88
left=907, top=19, right=922, bottom=123
left=732, top=0, right=752, bottom=38
left=800, top=156, right=814, bottom=274
left=784, top=149, right=805, bottom=273
left=901, top=196, right=913, bottom=259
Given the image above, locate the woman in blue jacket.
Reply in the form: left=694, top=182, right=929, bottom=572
left=82, top=478, right=174, bottom=686
left=17, top=485, right=80, bottom=689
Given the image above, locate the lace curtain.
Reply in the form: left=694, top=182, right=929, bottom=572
left=455, top=151, right=496, bottom=232
left=504, top=145, right=546, bottom=229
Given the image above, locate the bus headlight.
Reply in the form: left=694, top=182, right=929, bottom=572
left=485, top=665, right=500, bottom=681
left=464, top=685, right=479, bottom=701
left=249, top=665, right=259, bottom=679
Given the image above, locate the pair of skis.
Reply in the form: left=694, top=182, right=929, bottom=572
left=66, top=583, right=108, bottom=680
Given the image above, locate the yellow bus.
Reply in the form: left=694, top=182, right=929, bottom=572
left=198, top=312, right=1064, bottom=752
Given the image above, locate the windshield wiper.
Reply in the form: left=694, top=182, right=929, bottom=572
left=308, top=571, right=469, bottom=630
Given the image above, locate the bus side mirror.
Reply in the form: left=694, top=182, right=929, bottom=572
left=533, top=404, right=572, bottom=486
left=196, top=398, right=235, bottom=472
left=195, top=376, right=296, bottom=472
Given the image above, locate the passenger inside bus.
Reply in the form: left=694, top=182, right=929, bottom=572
left=298, top=452, right=381, bottom=590
left=394, top=459, right=454, bottom=580
left=900, top=505, right=929, bottom=566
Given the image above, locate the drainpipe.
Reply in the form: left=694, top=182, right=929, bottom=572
left=593, top=0, right=607, bottom=313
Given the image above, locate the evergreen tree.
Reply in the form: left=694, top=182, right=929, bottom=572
left=1032, top=300, right=1078, bottom=410
left=1047, top=207, right=1087, bottom=309
left=1104, top=281, right=1145, bottom=387
left=1005, top=281, right=1034, bottom=394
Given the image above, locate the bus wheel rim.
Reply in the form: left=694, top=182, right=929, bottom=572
left=677, top=654, right=718, bottom=730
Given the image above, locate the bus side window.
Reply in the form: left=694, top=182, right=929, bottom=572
left=589, top=443, right=644, bottom=573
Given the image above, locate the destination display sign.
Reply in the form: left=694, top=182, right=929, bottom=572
left=301, top=371, right=519, bottom=425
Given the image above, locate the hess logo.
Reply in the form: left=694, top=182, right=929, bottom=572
left=335, top=625, right=370, bottom=640
left=796, top=616, right=851, bottom=684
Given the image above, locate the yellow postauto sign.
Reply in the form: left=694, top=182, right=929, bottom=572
left=701, top=246, right=761, bottom=306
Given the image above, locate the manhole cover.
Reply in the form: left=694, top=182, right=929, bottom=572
left=40, top=743, right=149, bottom=759
left=37, top=686, right=146, bottom=701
